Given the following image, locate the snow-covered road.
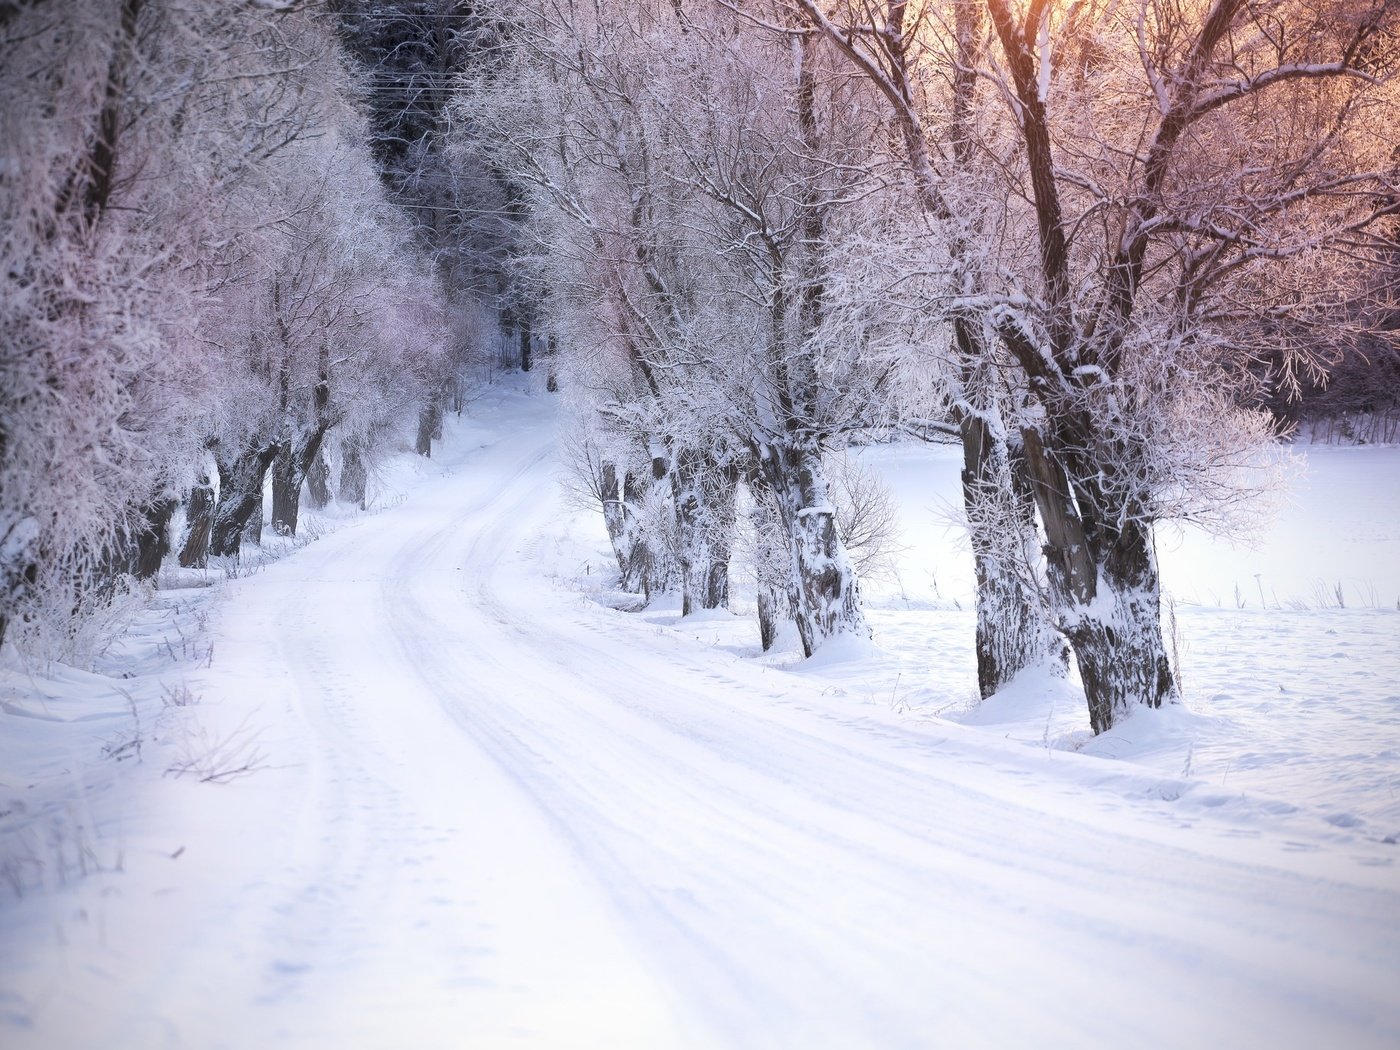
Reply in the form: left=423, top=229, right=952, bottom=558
left=7, top=388, right=1399, bottom=1049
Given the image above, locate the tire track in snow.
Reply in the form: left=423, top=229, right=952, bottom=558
left=370, top=415, right=1400, bottom=1048
left=119, top=393, right=1400, bottom=1050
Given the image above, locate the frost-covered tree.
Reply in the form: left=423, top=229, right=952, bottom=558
left=458, top=1, right=744, bottom=616
left=462, top=1, right=909, bottom=652
left=1, top=0, right=450, bottom=654
left=977, top=0, right=1399, bottom=731
left=1, top=0, right=194, bottom=651
left=784, top=0, right=1064, bottom=694
left=663, top=16, right=903, bottom=654
left=202, top=135, right=446, bottom=558
left=333, top=0, right=522, bottom=446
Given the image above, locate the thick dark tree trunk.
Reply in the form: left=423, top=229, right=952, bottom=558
left=339, top=439, right=367, bottom=508
left=1021, top=427, right=1177, bottom=733
left=179, top=476, right=214, bottom=569
left=519, top=313, right=532, bottom=372
left=306, top=450, right=331, bottom=509
left=242, top=495, right=264, bottom=546
left=271, top=423, right=332, bottom=537
left=546, top=334, right=558, bottom=392
left=210, top=444, right=278, bottom=558
left=415, top=402, right=440, bottom=457
left=131, top=495, right=176, bottom=580
left=270, top=445, right=299, bottom=537
left=1064, top=571, right=1176, bottom=735
left=755, top=439, right=868, bottom=657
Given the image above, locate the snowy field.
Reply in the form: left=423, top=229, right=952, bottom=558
left=2, top=377, right=1398, bottom=1048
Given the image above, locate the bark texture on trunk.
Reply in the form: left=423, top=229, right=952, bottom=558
left=745, top=467, right=795, bottom=651
left=1021, top=426, right=1177, bottom=733
left=671, top=448, right=738, bottom=616
left=306, top=450, right=331, bottom=509
left=599, top=462, right=664, bottom=599
left=339, top=439, right=368, bottom=508
left=756, top=440, right=869, bottom=658
left=179, top=476, right=214, bottom=569
left=270, top=420, right=332, bottom=537
left=958, top=407, right=1064, bottom=696
left=130, top=495, right=176, bottom=580
left=756, top=588, right=783, bottom=651
left=242, top=495, right=264, bottom=546
left=210, top=444, right=278, bottom=558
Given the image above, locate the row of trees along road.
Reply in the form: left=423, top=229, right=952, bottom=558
left=2, top=0, right=1395, bottom=739
left=0, top=0, right=459, bottom=659
left=460, top=0, right=1399, bottom=734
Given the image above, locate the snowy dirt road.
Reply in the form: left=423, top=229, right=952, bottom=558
left=8, top=389, right=1400, bottom=1049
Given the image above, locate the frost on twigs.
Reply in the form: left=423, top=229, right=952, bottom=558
left=8, top=572, right=149, bottom=673
left=827, top=452, right=905, bottom=584
left=164, top=717, right=269, bottom=784
left=1081, top=322, right=1295, bottom=543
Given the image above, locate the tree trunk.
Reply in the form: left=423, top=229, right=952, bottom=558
left=755, top=439, right=869, bottom=657
left=1060, top=514, right=1177, bottom=735
left=210, top=444, right=278, bottom=558
left=958, top=409, right=1064, bottom=696
left=271, top=423, right=332, bottom=537
left=756, top=588, right=782, bottom=651
left=0, top=515, right=39, bottom=653
left=1021, top=427, right=1177, bottom=733
left=131, top=495, right=176, bottom=580
left=600, top=462, right=631, bottom=577
left=339, top=438, right=367, bottom=508
left=242, top=494, right=264, bottom=546
left=519, top=313, right=532, bottom=372
left=179, top=476, right=214, bottom=568
left=600, top=462, right=662, bottom=598
left=745, top=467, right=795, bottom=651
left=415, top=401, right=439, bottom=457
left=306, top=450, right=331, bottom=509
left=672, top=448, right=738, bottom=616
left=270, top=444, right=299, bottom=537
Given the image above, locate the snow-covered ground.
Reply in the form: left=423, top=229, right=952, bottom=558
left=2, top=377, right=1397, bottom=1048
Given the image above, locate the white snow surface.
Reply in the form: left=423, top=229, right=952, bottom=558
left=2, top=377, right=1398, bottom=1048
